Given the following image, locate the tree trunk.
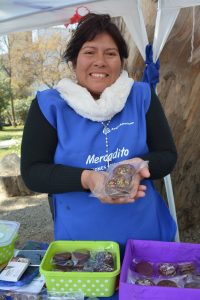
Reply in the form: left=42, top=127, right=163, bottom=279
left=118, top=2, right=200, bottom=233
left=10, top=96, right=16, bottom=127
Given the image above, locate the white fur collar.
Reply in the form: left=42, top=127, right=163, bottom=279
left=55, top=70, right=134, bottom=121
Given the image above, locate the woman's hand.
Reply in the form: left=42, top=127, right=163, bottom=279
left=81, top=158, right=150, bottom=204
left=120, top=157, right=150, bottom=201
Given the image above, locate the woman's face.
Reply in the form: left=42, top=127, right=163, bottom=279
left=74, top=32, right=122, bottom=99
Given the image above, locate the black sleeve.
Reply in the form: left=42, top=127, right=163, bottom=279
left=20, top=99, right=86, bottom=194
left=21, top=91, right=177, bottom=193
left=140, top=89, right=177, bottom=179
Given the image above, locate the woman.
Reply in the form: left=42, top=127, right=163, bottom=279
left=21, top=13, right=177, bottom=251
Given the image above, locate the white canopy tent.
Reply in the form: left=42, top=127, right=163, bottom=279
left=0, top=0, right=148, bottom=60
left=153, top=0, right=200, bottom=62
left=1, top=0, right=199, bottom=242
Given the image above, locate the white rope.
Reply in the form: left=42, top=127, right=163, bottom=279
left=188, top=6, right=195, bottom=63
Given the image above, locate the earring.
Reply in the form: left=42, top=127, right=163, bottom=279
left=71, top=69, right=77, bottom=82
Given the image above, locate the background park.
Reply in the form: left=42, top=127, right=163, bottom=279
left=0, top=1, right=200, bottom=247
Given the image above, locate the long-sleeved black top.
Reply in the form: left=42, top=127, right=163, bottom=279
left=21, top=90, right=177, bottom=194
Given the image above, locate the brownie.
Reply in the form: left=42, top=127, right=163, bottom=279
left=184, top=281, right=200, bottom=289
left=73, top=265, right=85, bottom=272
left=157, top=279, right=177, bottom=287
left=94, top=264, right=114, bottom=272
left=113, top=164, right=136, bottom=177
left=105, top=163, right=136, bottom=197
left=95, top=251, right=114, bottom=267
left=158, top=263, right=176, bottom=276
left=135, top=278, right=155, bottom=286
left=71, top=249, right=90, bottom=263
left=135, top=261, right=154, bottom=277
left=105, top=175, right=132, bottom=193
left=53, top=264, right=73, bottom=272
left=178, top=262, right=195, bottom=275
left=52, top=252, right=71, bottom=263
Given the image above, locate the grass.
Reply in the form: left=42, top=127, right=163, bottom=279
left=0, top=125, right=23, bottom=159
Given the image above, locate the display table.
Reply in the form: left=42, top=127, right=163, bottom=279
left=0, top=241, right=120, bottom=299
left=101, top=292, right=118, bottom=299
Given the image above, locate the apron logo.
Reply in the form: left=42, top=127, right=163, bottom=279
left=86, top=147, right=129, bottom=166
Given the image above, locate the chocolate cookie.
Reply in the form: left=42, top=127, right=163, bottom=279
left=95, top=251, right=114, bottom=267
left=71, top=249, right=90, bottom=263
left=178, top=262, right=195, bottom=275
left=158, top=263, right=176, bottom=277
left=53, top=264, right=73, bottom=272
left=53, top=252, right=71, bottom=263
left=184, top=281, right=200, bottom=289
left=135, top=261, right=154, bottom=277
left=135, top=278, right=155, bottom=286
left=94, top=264, right=114, bottom=272
left=157, top=279, right=177, bottom=287
left=105, top=176, right=131, bottom=197
left=106, top=175, right=131, bottom=191
left=113, top=164, right=136, bottom=177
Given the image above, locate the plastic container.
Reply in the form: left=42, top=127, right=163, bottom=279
left=120, top=239, right=200, bottom=300
left=47, top=291, right=84, bottom=299
left=40, top=240, right=120, bottom=298
left=0, top=220, right=20, bottom=265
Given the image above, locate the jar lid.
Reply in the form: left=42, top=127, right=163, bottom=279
left=0, top=220, right=20, bottom=247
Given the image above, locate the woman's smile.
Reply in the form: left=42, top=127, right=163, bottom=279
left=89, top=73, right=109, bottom=78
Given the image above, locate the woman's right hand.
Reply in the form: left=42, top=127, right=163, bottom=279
left=81, top=169, right=107, bottom=196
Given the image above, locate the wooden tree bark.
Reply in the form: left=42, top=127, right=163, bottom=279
left=116, top=2, right=200, bottom=235
left=158, top=7, right=200, bottom=232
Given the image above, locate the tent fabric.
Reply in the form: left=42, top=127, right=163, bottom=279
left=1, top=1, right=200, bottom=62
left=159, top=0, right=200, bottom=9
left=0, top=0, right=100, bottom=35
left=153, top=7, right=180, bottom=62
left=152, top=0, right=200, bottom=61
left=0, top=0, right=148, bottom=60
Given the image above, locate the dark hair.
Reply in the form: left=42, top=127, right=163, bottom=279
left=63, top=13, right=128, bottom=65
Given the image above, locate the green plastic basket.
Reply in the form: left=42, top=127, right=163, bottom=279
left=40, top=240, right=120, bottom=298
left=0, top=236, right=17, bottom=265
left=0, top=220, right=20, bottom=265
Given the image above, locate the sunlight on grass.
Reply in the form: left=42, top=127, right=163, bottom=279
left=0, top=126, right=23, bottom=159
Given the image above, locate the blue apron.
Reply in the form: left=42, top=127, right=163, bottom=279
left=37, top=82, right=176, bottom=252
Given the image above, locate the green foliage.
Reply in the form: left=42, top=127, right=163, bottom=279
left=0, top=72, right=10, bottom=118
left=13, top=97, right=33, bottom=124
left=0, top=29, right=72, bottom=127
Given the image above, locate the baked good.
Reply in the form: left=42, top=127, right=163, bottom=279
left=178, top=262, right=195, bottom=275
left=105, top=163, right=136, bottom=197
left=105, top=175, right=132, bottom=194
left=52, top=252, right=71, bottom=263
left=157, top=279, right=177, bottom=287
left=53, top=262, right=74, bottom=272
left=95, top=251, right=114, bottom=267
left=158, top=263, right=176, bottom=276
left=94, top=264, right=114, bottom=272
left=113, top=164, right=136, bottom=177
left=71, top=249, right=90, bottom=263
left=184, top=281, right=200, bottom=289
left=135, top=261, right=154, bottom=277
left=135, top=278, right=155, bottom=286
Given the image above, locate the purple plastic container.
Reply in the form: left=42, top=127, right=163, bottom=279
left=119, top=239, right=200, bottom=300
